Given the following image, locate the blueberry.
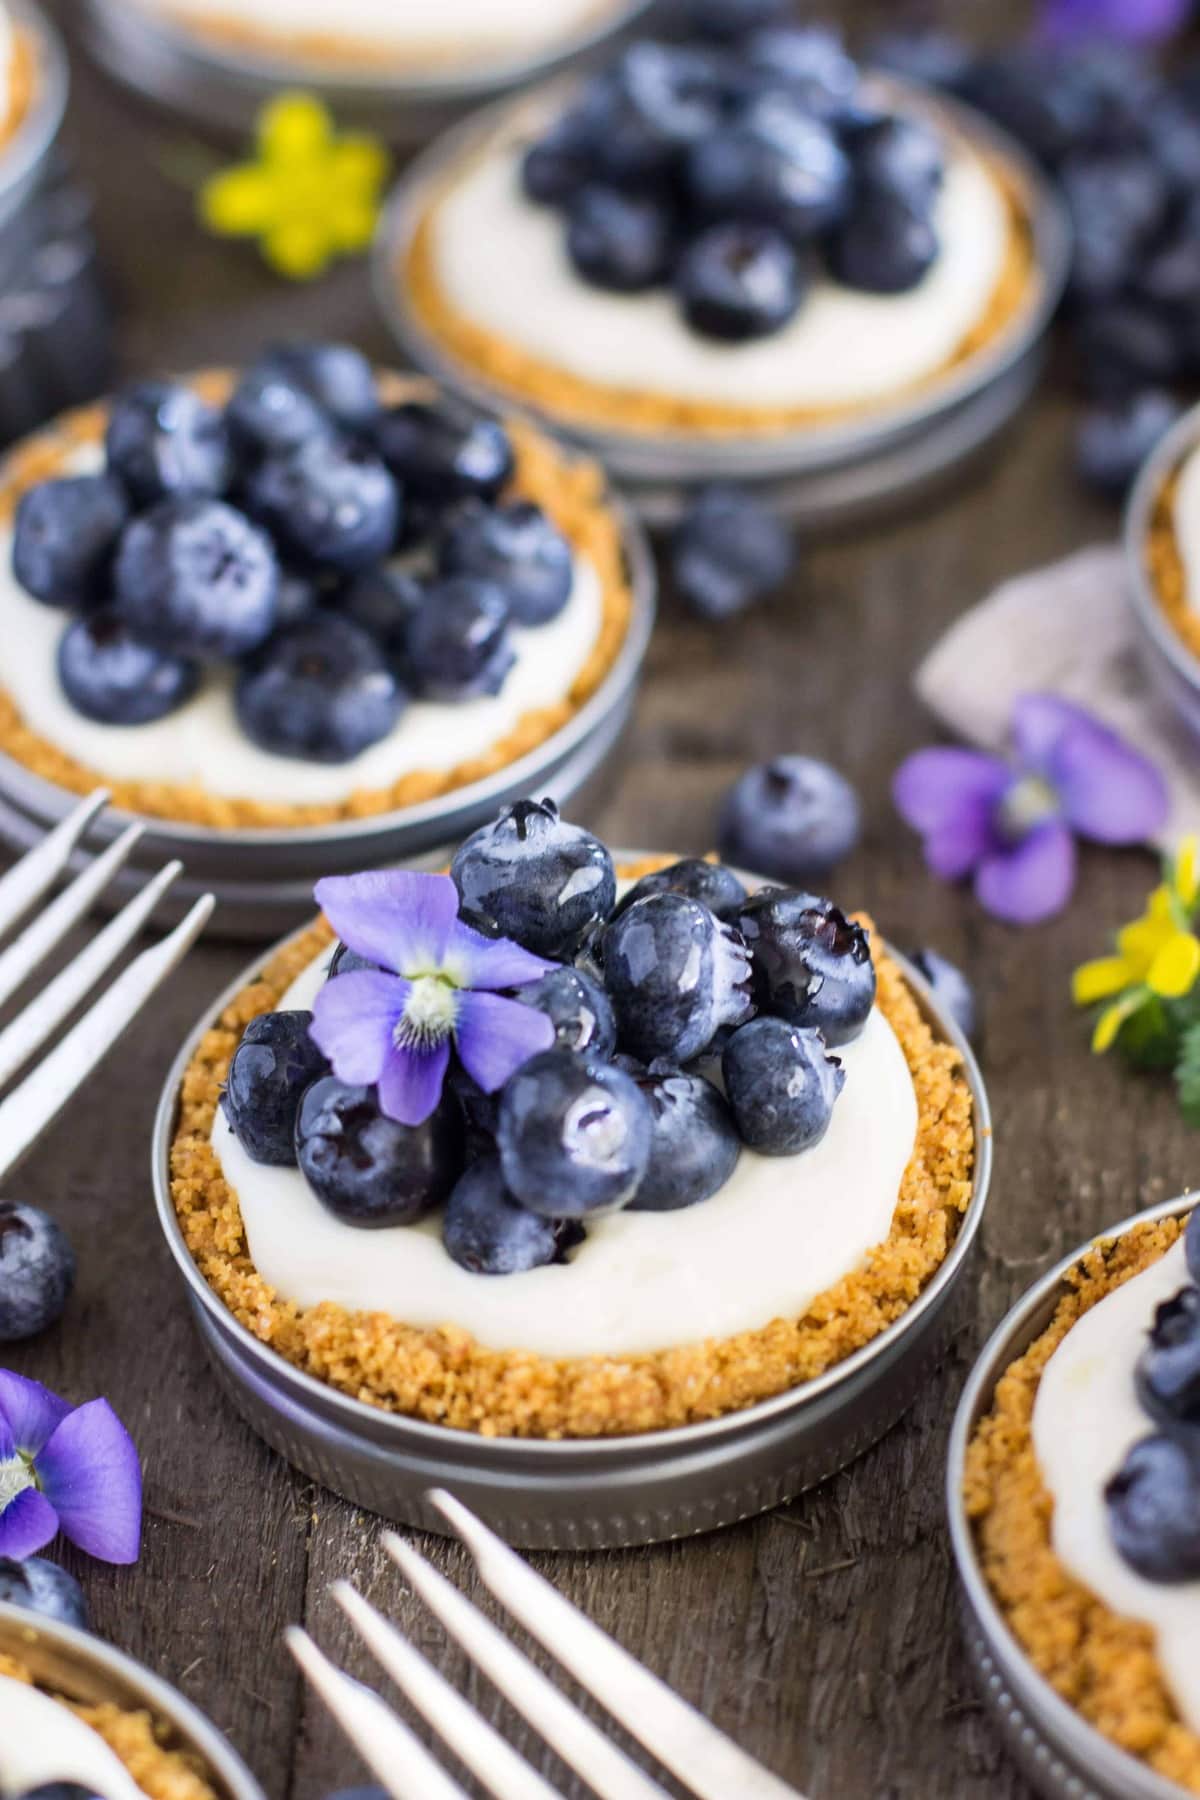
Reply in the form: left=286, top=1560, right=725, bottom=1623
left=438, top=499, right=573, bottom=627
left=961, top=48, right=1102, bottom=167
left=1135, top=233, right=1200, bottom=315
left=451, top=799, right=616, bottom=960
left=0, top=1202, right=75, bottom=1342
left=743, top=26, right=860, bottom=120
left=57, top=611, right=199, bottom=727
left=1061, top=152, right=1168, bottom=305
left=676, top=222, right=803, bottom=343
left=13, top=475, right=129, bottom=609
left=718, top=757, right=861, bottom=884
left=104, top=381, right=233, bottom=507
left=522, top=113, right=598, bottom=207
left=223, top=1011, right=329, bottom=1167
left=682, top=0, right=789, bottom=41
left=722, top=1017, right=845, bottom=1155
left=512, top=966, right=617, bottom=1059
left=615, top=41, right=728, bottom=151
left=260, top=343, right=379, bottom=435
left=405, top=576, right=514, bottom=701
left=672, top=484, right=793, bottom=621
left=340, top=565, right=426, bottom=663
left=328, top=941, right=380, bottom=979
left=625, top=1064, right=740, bottom=1211
left=1106, top=1433, right=1200, bottom=1582
left=375, top=404, right=513, bottom=510
left=236, top=617, right=405, bottom=763
left=850, top=115, right=945, bottom=211
left=566, top=185, right=676, bottom=293
left=736, top=890, right=875, bottom=1047
left=19, top=1789, right=102, bottom=1800
left=909, top=948, right=980, bottom=1046
left=868, top=28, right=976, bottom=93
left=1137, top=1286, right=1200, bottom=1427
left=246, top=439, right=399, bottom=575
left=1075, top=302, right=1182, bottom=401
left=114, top=498, right=279, bottom=659
left=1188, top=1208, right=1200, bottom=1285
left=603, top=892, right=755, bottom=1064
left=226, top=360, right=334, bottom=462
left=686, top=102, right=850, bottom=242
left=275, top=569, right=323, bottom=629
left=1076, top=390, right=1181, bottom=499
left=443, top=1156, right=581, bottom=1274
left=0, top=1555, right=87, bottom=1629
left=611, top=858, right=748, bottom=925
left=497, top=1050, right=652, bottom=1218
left=296, top=1077, right=463, bottom=1226
left=828, top=192, right=939, bottom=293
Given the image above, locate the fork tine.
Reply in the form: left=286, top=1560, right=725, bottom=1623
left=384, top=1535, right=671, bottom=1800
left=334, top=1580, right=562, bottom=1800
left=0, top=789, right=109, bottom=939
left=0, top=892, right=215, bottom=1184
left=427, top=1491, right=805, bottom=1800
left=287, top=1627, right=470, bottom=1800
left=0, top=822, right=144, bottom=1011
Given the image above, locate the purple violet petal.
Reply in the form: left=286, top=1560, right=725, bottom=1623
left=922, top=805, right=1004, bottom=881
left=36, top=1398, right=142, bottom=1565
left=377, top=1040, right=451, bottom=1127
left=0, top=1485, right=59, bottom=1560
left=893, top=748, right=1011, bottom=835
left=442, top=918, right=556, bottom=992
left=310, top=970, right=410, bottom=1087
left=0, top=1370, right=72, bottom=1456
left=974, top=819, right=1078, bottom=925
left=315, top=871, right=461, bottom=976
left=455, top=991, right=557, bottom=1093
left=1038, top=0, right=1189, bottom=43
left=1012, top=694, right=1168, bottom=846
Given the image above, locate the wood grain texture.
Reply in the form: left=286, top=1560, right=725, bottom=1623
left=3, top=3, right=1187, bottom=1796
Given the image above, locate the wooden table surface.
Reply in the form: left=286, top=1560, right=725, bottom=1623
left=7, top=5, right=1187, bottom=1797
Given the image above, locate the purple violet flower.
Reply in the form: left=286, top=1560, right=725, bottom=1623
left=893, top=693, right=1168, bottom=925
left=0, top=1370, right=142, bottom=1564
left=310, top=870, right=557, bottom=1127
left=1038, top=0, right=1191, bottom=42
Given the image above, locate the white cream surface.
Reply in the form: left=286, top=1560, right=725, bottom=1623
left=211, top=945, right=920, bottom=1360
left=1032, top=1236, right=1200, bottom=1731
left=0, top=451, right=604, bottom=807
left=1173, top=446, right=1200, bottom=616
left=0, top=1673, right=146, bottom=1800
left=429, top=136, right=1011, bottom=413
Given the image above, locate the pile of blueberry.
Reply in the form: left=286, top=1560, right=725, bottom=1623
left=1105, top=1209, right=1200, bottom=1581
left=12, top=344, right=576, bottom=761
left=223, top=799, right=877, bottom=1277
left=519, top=21, right=948, bottom=342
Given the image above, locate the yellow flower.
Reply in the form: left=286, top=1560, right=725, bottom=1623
left=199, top=93, right=390, bottom=280
left=1073, top=836, right=1200, bottom=1051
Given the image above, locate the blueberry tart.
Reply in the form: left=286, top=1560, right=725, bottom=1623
left=170, top=808, right=976, bottom=1439
left=0, top=354, right=636, bottom=830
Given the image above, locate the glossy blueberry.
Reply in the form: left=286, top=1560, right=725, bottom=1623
left=686, top=101, right=850, bottom=242
left=1135, top=232, right=1200, bottom=316
left=1188, top=1207, right=1200, bottom=1285
left=611, top=858, right=748, bottom=925
left=114, top=497, right=279, bottom=658
left=58, top=611, right=199, bottom=726
left=0, top=1556, right=87, bottom=1629
left=722, top=1017, right=844, bottom=1155
left=405, top=576, right=514, bottom=701
left=447, top=1064, right=502, bottom=1160
left=1076, top=390, right=1181, bottom=498
left=236, top=617, right=404, bottom=763
left=828, top=192, right=938, bottom=293
left=868, top=27, right=975, bottom=93
left=672, top=483, right=793, bottom=621
left=683, top=0, right=789, bottom=40
left=340, top=565, right=426, bottom=662
left=568, top=69, right=681, bottom=191
left=443, top=1156, right=582, bottom=1274
left=625, top=1063, right=740, bottom=1211
left=512, top=966, right=617, bottom=1060
left=223, top=1010, right=330, bottom=1167
left=676, top=222, right=802, bottom=343
left=246, top=438, right=400, bottom=575
left=851, top=114, right=945, bottom=211
left=13, top=475, right=129, bottom=609
left=566, top=185, right=676, bottom=293
left=439, top=499, right=573, bottom=627
left=497, top=1050, right=652, bottom=1219
left=226, top=360, right=333, bottom=462
left=275, top=569, right=323, bottom=629
left=736, top=889, right=875, bottom=1047
left=743, top=25, right=860, bottom=119
left=718, top=756, right=860, bottom=884
left=1137, top=1286, right=1200, bottom=1427
left=1076, top=302, right=1181, bottom=401
left=1060, top=152, right=1168, bottom=307
left=909, top=948, right=980, bottom=1046
left=603, top=892, right=755, bottom=1064
left=296, top=1076, right=463, bottom=1226
left=104, top=381, right=233, bottom=506
left=375, top=404, right=514, bottom=510
left=451, top=799, right=616, bottom=960
left=522, top=112, right=598, bottom=207
left=0, top=1202, right=75, bottom=1343
left=960, top=47, right=1103, bottom=167
left=1106, top=1432, right=1200, bottom=1581
left=615, top=41, right=729, bottom=151
left=260, top=343, right=379, bottom=435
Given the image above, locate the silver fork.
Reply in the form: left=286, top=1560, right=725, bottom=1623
left=0, top=788, right=213, bottom=1179
left=289, top=1488, right=807, bottom=1800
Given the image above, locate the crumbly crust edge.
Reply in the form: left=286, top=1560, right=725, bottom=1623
left=963, top=1215, right=1200, bottom=1794
left=1146, top=468, right=1200, bottom=671
left=168, top=870, right=976, bottom=1441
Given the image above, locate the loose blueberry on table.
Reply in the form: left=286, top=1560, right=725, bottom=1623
left=220, top=801, right=882, bottom=1278
left=11, top=345, right=576, bottom=761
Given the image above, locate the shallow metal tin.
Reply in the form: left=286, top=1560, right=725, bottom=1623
left=151, top=919, right=993, bottom=1549
left=0, top=1604, right=264, bottom=1800
left=946, top=1194, right=1198, bottom=1800
left=1125, top=400, right=1200, bottom=746
left=373, top=73, right=1071, bottom=525
left=80, top=0, right=652, bottom=142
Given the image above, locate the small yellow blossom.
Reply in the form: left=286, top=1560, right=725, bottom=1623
left=1073, top=836, right=1200, bottom=1051
left=199, top=93, right=390, bottom=280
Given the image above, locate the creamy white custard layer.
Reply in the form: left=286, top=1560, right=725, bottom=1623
left=1032, top=1236, right=1200, bottom=1731
left=0, top=447, right=604, bottom=808
left=1173, top=446, right=1200, bottom=616
left=428, top=134, right=1011, bottom=414
left=211, top=944, right=919, bottom=1361
left=0, top=1673, right=145, bottom=1800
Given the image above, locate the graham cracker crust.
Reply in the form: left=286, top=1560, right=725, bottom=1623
left=0, top=371, right=634, bottom=831
left=964, top=1216, right=1200, bottom=1794
left=0, top=28, right=36, bottom=151
left=1145, top=469, right=1200, bottom=667
left=0, top=1650, right=218, bottom=1800
left=168, top=870, right=976, bottom=1441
